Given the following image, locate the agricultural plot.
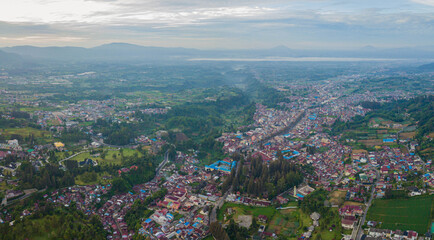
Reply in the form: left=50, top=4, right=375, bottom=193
left=399, top=131, right=416, bottom=139
left=367, top=196, right=433, bottom=234
left=1, top=127, right=52, bottom=139
left=267, top=209, right=299, bottom=236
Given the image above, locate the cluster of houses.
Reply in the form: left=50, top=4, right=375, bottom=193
left=365, top=228, right=422, bottom=240
left=339, top=205, right=363, bottom=229
left=226, top=193, right=271, bottom=207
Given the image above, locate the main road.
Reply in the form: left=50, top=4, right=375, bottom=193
left=156, top=151, right=170, bottom=175
left=351, top=168, right=379, bottom=240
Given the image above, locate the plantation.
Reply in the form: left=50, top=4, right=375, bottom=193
left=367, top=196, right=433, bottom=234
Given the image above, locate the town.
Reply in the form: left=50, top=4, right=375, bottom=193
left=0, top=60, right=433, bottom=240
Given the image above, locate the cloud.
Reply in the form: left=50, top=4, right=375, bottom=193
left=0, top=0, right=433, bottom=48
left=412, top=0, right=434, bottom=6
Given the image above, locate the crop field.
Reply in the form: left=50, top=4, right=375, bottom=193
left=0, top=127, right=53, bottom=145
left=367, top=196, right=433, bottom=234
left=267, top=209, right=299, bottom=236
left=399, top=131, right=416, bottom=139
left=1, top=127, right=51, bottom=139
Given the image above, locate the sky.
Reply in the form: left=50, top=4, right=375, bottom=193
left=0, top=0, right=433, bottom=49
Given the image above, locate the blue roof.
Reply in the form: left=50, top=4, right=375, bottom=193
left=145, top=218, right=152, bottom=223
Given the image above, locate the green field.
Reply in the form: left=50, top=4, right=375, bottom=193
left=217, top=202, right=277, bottom=223
left=75, top=171, right=112, bottom=185
left=267, top=209, right=299, bottom=236
left=0, top=127, right=53, bottom=144
left=69, top=148, right=143, bottom=166
left=367, top=196, right=433, bottom=234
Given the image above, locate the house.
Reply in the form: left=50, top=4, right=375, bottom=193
left=369, top=228, right=392, bottom=238
left=407, top=186, right=422, bottom=196
left=339, top=205, right=363, bottom=217
left=276, top=196, right=288, bottom=204
left=367, top=221, right=377, bottom=227
left=341, top=216, right=356, bottom=229
left=79, top=158, right=96, bottom=167
left=258, top=215, right=267, bottom=224
left=310, top=212, right=320, bottom=221
left=380, top=166, right=389, bottom=174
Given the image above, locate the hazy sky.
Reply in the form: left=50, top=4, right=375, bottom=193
left=0, top=0, right=433, bottom=49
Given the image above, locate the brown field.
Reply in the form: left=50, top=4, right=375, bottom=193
left=343, top=201, right=365, bottom=207
left=280, top=208, right=297, bottom=214
left=399, top=131, right=416, bottom=139
left=359, top=139, right=383, bottom=147
left=330, top=190, right=346, bottom=206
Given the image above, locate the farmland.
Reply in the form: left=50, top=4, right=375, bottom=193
left=267, top=208, right=299, bottom=237
left=0, top=127, right=53, bottom=144
left=367, top=196, right=433, bottom=234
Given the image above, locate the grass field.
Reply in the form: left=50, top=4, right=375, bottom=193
left=69, top=148, right=143, bottom=166
left=367, top=196, right=433, bottom=234
left=0, top=127, right=53, bottom=144
left=217, top=202, right=277, bottom=223
left=75, top=171, right=111, bottom=185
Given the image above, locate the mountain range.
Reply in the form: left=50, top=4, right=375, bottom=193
left=1, top=43, right=434, bottom=65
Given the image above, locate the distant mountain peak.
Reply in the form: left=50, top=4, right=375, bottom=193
left=360, top=45, right=376, bottom=51
left=271, top=45, right=290, bottom=50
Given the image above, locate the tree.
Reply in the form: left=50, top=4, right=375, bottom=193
left=210, top=222, right=229, bottom=240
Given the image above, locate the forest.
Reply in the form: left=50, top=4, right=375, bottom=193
left=0, top=204, right=106, bottom=240
left=223, top=154, right=303, bottom=200
left=19, top=150, right=157, bottom=193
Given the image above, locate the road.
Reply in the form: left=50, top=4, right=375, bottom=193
left=156, top=151, right=170, bottom=175
left=91, top=136, right=134, bottom=149
left=0, top=165, right=17, bottom=173
left=208, top=110, right=306, bottom=224
left=2, top=187, right=47, bottom=207
left=237, top=110, right=306, bottom=154
left=58, top=150, right=91, bottom=167
left=351, top=168, right=379, bottom=240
